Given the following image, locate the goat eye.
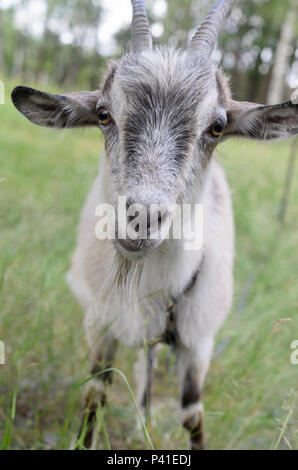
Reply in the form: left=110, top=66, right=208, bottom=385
left=98, top=109, right=111, bottom=125
left=210, top=121, right=224, bottom=137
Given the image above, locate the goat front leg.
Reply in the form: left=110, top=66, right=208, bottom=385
left=177, top=338, right=213, bottom=450
left=134, top=346, right=156, bottom=423
left=76, top=335, right=118, bottom=449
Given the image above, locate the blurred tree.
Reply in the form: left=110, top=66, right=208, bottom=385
left=267, top=0, right=297, bottom=104
left=0, top=0, right=297, bottom=99
left=219, top=0, right=297, bottom=102
left=34, top=0, right=103, bottom=85
left=159, top=0, right=202, bottom=47
left=0, top=0, right=105, bottom=89
left=114, top=0, right=208, bottom=53
left=269, top=0, right=298, bottom=226
left=114, top=0, right=298, bottom=103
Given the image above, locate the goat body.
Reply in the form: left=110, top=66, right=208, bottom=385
left=67, top=154, right=233, bottom=450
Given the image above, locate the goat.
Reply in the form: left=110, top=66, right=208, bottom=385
left=12, top=0, right=298, bottom=450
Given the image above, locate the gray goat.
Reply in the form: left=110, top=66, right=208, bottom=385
left=12, top=0, right=298, bottom=450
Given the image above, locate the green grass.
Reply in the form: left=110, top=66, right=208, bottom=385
left=0, top=80, right=298, bottom=450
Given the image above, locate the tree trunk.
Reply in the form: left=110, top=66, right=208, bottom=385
left=272, top=1, right=298, bottom=224
left=11, top=35, right=26, bottom=77
left=0, top=12, right=5, bottom=73
left=267, top=0, right=297, bottom=105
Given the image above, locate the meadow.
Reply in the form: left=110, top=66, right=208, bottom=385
left=0, top=80, right=298, bottom=450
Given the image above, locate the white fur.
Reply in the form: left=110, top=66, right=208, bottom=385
left=181, top=402, right=204, bottom=425
left=68, top=155, right=233, bottom=347
left=68, top=154, right=234, bottom=431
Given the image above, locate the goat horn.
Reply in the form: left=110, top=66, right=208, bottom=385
left=188, top=0, right=232, bottom=60
left=131, top=0, right=152, bottom=53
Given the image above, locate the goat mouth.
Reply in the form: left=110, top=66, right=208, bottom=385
left=114, top=238, right=154, bottom=258
left=118, top=238, right=144, bottom=252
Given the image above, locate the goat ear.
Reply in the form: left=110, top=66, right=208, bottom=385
left=11, top=86, right=101, bottom=128
left=224, top=99, right=298, bottom=141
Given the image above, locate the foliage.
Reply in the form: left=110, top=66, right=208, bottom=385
left=0, top=0, right=105, bottom=89
left=0, top=1, right=297, bottom=101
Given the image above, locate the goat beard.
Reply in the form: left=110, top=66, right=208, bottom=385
left=109, top=252, right=144, bottom=298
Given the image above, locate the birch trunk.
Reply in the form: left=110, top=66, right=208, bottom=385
left=0, top=12, right=4, bottom=73
left=267, top=0, right=297, bottom=105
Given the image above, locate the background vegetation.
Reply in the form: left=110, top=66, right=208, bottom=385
left=0, top=0, right=298, bottom=450
left=0, top=0, right=297, bottom=100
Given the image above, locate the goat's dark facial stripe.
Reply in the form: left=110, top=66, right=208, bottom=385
left=122, top=82, right=197, bottom=168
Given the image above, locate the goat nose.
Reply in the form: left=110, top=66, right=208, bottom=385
left=148, top=206, right=169, bottom=236
left=125, top=200, right=148, bottom=239
left=126, top=200, right=171, bottom=240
